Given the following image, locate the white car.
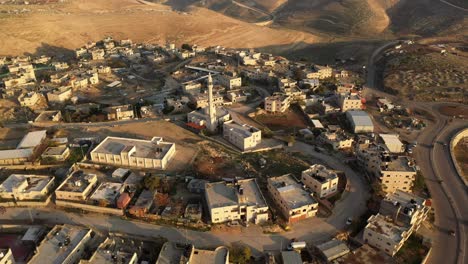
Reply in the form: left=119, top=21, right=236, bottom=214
left=346, top=217, right=353, bottom=225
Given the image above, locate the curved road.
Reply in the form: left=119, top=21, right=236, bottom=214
left=366, top=41, right=468, bottom=264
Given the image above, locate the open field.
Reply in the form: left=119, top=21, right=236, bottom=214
left=0, top=0, right=317, bottom=56
left=382, top=46, right=468, bottom=103
left=454, top=139, right=468, bottom=181
left=254, top=108, right=309, bottom=132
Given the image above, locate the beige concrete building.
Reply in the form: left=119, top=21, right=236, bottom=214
left=156, top=242, right=229, bottom=264
left=378, top=156, right=416, bottom=193
left=30, top=225, right=92, bottom=264
left=189, top=92, right=224, bottom=108
left=205, top=179, right=268, bottom=224
left=223, top=121, right=261, bottom=151
left=363, top=214, right=411, bottom=256
left=42, top=146, right=70, bottom=161
left=47, top=86, right=72, bottom=103
left=104, top=105, right=135, bottom=121
left=0, top=174, right=54, bottom=201
left=217, top=73, right=242, bottom=89
left=91, top=48, right=105, bottom=60
left=301, top=164, right=339, bottom=198
left=81, top=236, right=138, bottom=264
left=379, top=190, right=430, bottom=229
left=55, top=170, right=99, bottom=201
left=0, top=149, right=33, bottom=165
left=264, top=94, right=290, bottom=113
left=338, top=92, right=362, bottom=112
left=267, top=174, right=318, bottom=224
left=379, top=134, right=405, bottom=153
left=306, top=65, right=333, bottom=79
left=90, top=136, right=176, bottom=170
left=0, top=248, right=15, bottom=264
left=18, top=92, right=41, bottom=107
left=182, top=81, right=202, bottom=93
left=318, top=131, right=354, bottom=150
left=187, top=107, right=230, bottom=129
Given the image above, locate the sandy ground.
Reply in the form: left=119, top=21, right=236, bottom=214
left=0, top=0, right=318, bottom=56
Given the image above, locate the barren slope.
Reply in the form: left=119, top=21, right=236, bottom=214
left=0, top=0, right=317, bottom=56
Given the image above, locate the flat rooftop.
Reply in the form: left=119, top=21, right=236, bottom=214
left=132, top=189, right=154, bottom=210
left=56, top=170, right=97, bottom=193
left=224, top=121, right=260, bottom=138
left=17, top=130, right=46, bottom=149
left=89, top=182, right=123, bottom=203
left=383, top=189, right=425, bottom=208
left=381, top=156, right=415, bottom=172
left=302, top=164, right=338, bottom=183
left=190, top=247, right=229, bottom=264
left=316, top=239, right=350, bottom=261
left=269, top=174, right=317, bottom=209
left=30, top=225, right=91, bottom=264
left=156, top=242, right=190, bottom=264
left=43, top=146, right=68, bottom=156
left=366, top=214, right=408, bottom=243
left=89, top=237, right=137, bottom=264
left=205, top=179, right=267, bottom=209
left=0, top=148, right=33, bottom=160
left=91, top=136, right=174, bottom=160
left=0, top=174, right=53, bottom=194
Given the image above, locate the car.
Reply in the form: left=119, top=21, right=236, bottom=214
left=449, top=230, right=456, bottom=236
left=346, top=217, right=353, bottom=225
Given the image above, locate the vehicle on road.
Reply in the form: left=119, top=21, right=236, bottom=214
left=287, top=241, right=306, bottom=251
left=346, top=217, right=353, bottom=225
left=449, top=230, right=456, bottom=237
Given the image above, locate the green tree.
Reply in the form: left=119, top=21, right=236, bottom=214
left=181, top=43, right=192, bottom=51
left=230, top=245, right=251, bottom=264
left=144, top=176, right=161, bottom=191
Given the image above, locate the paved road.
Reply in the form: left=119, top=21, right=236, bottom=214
left=0, top=140, right=368, bottom=255
left=366, top=40, right=468, bottom=264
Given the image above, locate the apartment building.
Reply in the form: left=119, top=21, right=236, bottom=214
left=104, top=105, right=135, bottom=121
left=318, top=131, right=354, bottom=150
left=301, top=164, right=339, bottom=198
left=47, top=86, right=73, bottom=103
left=182, top=81, right=202, bottom=93
left=338, top=93, right=362, bottom=112
left=267, top=174, right=318, bottom=224
left=0, top=174, right=54, bottom=201
left=18, top=92, right=41, bottom=107
left=83, top=236, right=138, bottom=264
left=91, top=48, right=105, bottom=60
left=379, top=190, right=430, bottom=229
left=223, top=121, right=261, bottom=151
left=306, top=65, right=333, bottom=79
left=217, top=73, right=242, bottom=89
left=29, top=225, right=92, bottom=264
left=264, top=94, right=290, bottom=113
left=188, top=92, right=224, bottom=108
left=156, top=242, right=229, bottom=264
left=55, top=170, right=99, bottom=201
left=378, top=155, right=416, bottom=193
left=90, top=136, right=176, bottom=170
left=205, top=179, right=268, bottom=224
left=88, top=182, right=124, bottom=207
left=363, top=214, right=411, bottom=256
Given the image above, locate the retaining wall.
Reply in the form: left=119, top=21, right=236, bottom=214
left=449, top=128, right=468, bottom=186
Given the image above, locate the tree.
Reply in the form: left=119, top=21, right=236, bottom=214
left=144, top=176, right=161, bottom=191
left=230, top=245, right=251, bottom=264
left=181, top=43, right=192, bottom=51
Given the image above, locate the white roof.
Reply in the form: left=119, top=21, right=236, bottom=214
left=0, top=148, right=33, bottom=159
left=346, top=111, right=373, bottom=127
left=17, top=130, right=47, bottom=149
left=380, top=134, right=403, bottom=146
left=311, top=119, right=324, bottom=128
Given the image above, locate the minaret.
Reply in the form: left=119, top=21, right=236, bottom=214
left=206, top=73, right=217, bottom=132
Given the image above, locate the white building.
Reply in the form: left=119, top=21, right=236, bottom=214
left=363, top=214, right=411, bottom=256
left=0, top=174, right=54, bottom=201
left=205, top=179, right=268, bottom=224
left=268, top=174, right=318, bottom=224
left=379, top=134, right=405, bottom=153
left=223, top=121, right=261, bottom=151
left=301, top=164, right=339, bottom=198
left=90, top=136, right=176, bottom=170
left=29, top=225, right=92, bottom=264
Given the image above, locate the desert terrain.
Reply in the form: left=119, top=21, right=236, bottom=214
left=0, top=0, right=317, bottom=56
